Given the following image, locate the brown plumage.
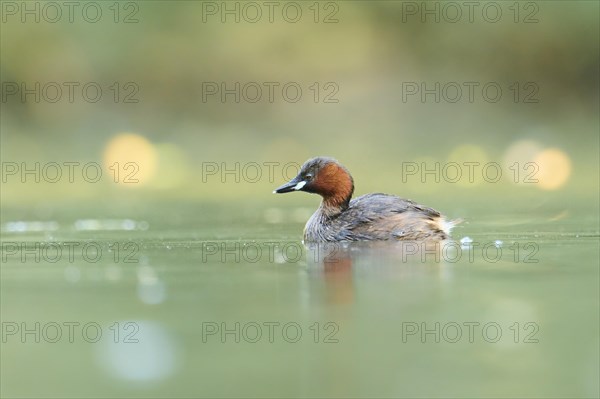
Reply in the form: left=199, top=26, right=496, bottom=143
left=274, top=157, right=459, bottom=242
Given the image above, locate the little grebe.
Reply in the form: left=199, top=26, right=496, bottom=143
left=274, top=157, right=458, bottom=242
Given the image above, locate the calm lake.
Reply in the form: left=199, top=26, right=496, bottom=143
left=1, top=199, right=598, bottom=398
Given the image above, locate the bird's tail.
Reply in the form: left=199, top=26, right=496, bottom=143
left=440, top=217, right=463, bottom=235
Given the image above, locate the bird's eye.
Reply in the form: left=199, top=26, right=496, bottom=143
left=305, top=173, right=313, bottom=180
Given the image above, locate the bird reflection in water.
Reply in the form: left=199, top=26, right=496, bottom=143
left=303, top=240, right=455, bottom=304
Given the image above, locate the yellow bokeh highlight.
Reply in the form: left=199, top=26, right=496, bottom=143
left=533, top=148, right=572, bottom=190
left=103, top=133, right=158, bottom=187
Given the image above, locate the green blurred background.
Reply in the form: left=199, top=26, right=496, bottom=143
left=1, top=1, right=599, bottom=398
left=1, top=1, right=598, bottom=211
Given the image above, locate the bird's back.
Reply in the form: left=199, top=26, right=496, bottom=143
left=304, top=193, right=451, bottom=242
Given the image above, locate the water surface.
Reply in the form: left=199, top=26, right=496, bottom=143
left=1, top=200, right=598, bottom=398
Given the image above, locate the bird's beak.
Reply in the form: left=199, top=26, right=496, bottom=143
left=273, top=176, right=306, bottom=194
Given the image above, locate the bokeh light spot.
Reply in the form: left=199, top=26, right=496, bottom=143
left=95, top=321, right=178, bottom=382
left=103, top=133, right=158, bottom=187
left=534, top=148, right=572, bottom=190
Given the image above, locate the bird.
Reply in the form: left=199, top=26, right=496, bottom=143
left=274, top=156, right=459, bottom=242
